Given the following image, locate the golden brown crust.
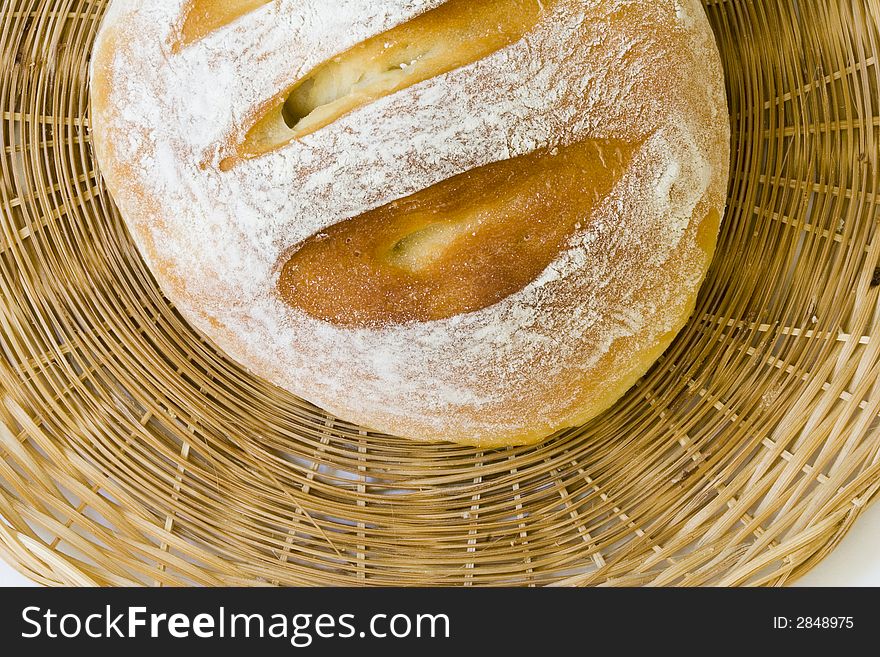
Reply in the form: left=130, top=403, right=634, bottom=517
left=279, top=139, right=635, bottom=327
left=235, top=0, right=550, bottom=160
left=175, top=0, right=272, bottom=51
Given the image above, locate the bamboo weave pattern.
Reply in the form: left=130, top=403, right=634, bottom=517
left=0, top=0, right=879, bottom=586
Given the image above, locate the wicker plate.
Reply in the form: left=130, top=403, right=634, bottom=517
left=1, top=0, right=879, bottom=587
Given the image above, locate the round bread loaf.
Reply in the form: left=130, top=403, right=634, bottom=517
left=90, top=0, right=730, bottom=447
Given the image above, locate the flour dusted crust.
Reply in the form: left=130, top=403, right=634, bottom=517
left=90, top=0, right=730, bottom=447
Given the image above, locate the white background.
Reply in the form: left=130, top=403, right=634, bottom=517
left=1, top=501, right=879, bottom=586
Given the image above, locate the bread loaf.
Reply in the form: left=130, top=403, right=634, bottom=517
left=90, top=0, right=730, bottom=446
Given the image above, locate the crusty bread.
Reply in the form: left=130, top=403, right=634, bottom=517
left=90, top=0, right=730, bottom=447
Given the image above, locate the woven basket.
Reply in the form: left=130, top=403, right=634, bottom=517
left=1, top=0, right=879, bottom=587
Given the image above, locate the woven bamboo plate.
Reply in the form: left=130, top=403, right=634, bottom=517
left=0, top=0, right=879, bottom=588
